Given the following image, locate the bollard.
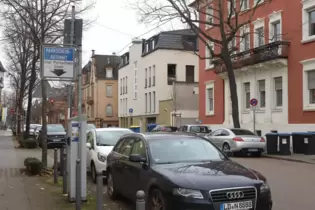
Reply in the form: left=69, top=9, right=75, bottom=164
left=62, top=152, right=67, bottom=194
left=59, top=146, right=64, bottom=175
left=53, top=148, right=58, bottom=184
left=75, top=159, right=81, bottom=210
left=96, top=172, right=103, bottom=210
left=136, top=190, right=146, bottom=210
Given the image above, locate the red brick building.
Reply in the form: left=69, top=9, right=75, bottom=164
left=197, top=0, right=315, bottom=134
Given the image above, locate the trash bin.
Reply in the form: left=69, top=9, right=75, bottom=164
left=278, top=133, right=291, bottom=155
left=304, top=132, right=315, bottom=155
left=291, top=132, right=307, bottom=154
left=265, top=133, right=279, bottom=155
left=270, top=130, right=277, bottom=133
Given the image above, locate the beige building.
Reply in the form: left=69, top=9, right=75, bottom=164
left=81, top=51, right=120, bottom=127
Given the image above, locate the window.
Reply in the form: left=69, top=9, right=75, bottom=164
left=134, top=67, right=138, bottom=99
left=106, top=104, right=113, bottom=117
left=269, top=11, right=282, bottom=42
left=241, top=0, right=249, bottom=11
left=308, top=70, right=315, bottom=104
left=258, top=80, right=266, bottom=108
left=227, top=0, right=235, bottom=16
left=119, top=138, right=135, bottom=156
left=205, top=81, right=214, bottom=115
left=302, top=1, right=315, bottom=42
left=152, top=40, right=155, bottom=49
left=274, top=77, right=283, bottom=107
left=205, top=42, right=214, bottom=69
left=231, top=129, right=255, bottom=136
left=149, top=67, right=151, bottom=87
left=134, top=61, right=137, bottom=69
left=106, top=85, right=112, bottom=97
left=120, top=99, right=122, bottom=115
left=185, top=65, right=195, bottom=82
left=153, top=91, right=156, bottom=112
left=206, top=6, right=213, bottom=29
left=301, top=58, right=315, bottom=110
left=244, top=82, right=250, bottom=109
left=96, top=130, right=133, bottom=146
left=122, top=77, right=125, bottom=94
left=125, top=77, right=128, bottom=94
left=145, top=93, right=147, bottom=113
left=240, top=26, right=250, bottom=51
left=120, top=79, right=122, bottom=95
left=153, top=65, right=156, bottom=86
left=149, top=92, right=151, bottom=112
left=309, top=10, right=315, bottom=36
left=167, top=64, right=176, bottom=85
left=145, top=42, right=149, bottom=52
left=254, top=0, right=263, bottom=5
left=131, top=139, right=146, bottom=158
left=145, top=68, right=147, bottom=88
left=106, top=68, right=113, bottom=78
left=255, top=27, right=264, bottom=47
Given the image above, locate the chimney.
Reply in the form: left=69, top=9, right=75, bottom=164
left=112, top=52, right=116, bottom=55
left=92, top=50, right=95, bottom=57
left=132, top=38, right=143, bottom=44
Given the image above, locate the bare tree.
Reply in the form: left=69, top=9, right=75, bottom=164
left=130, top=0, right=267, bottom=128
left=0, top=0, right=95, bottom=168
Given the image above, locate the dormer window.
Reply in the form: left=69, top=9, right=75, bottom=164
left=152, top=39, right=155, bottom=49
left=107, top=57, right=110, bottom=63
left=106, top=67, right=113, bottom=78
left=145, top=42, right=149, bottom=52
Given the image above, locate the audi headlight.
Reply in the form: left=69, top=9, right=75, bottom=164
left=172, top=188, right=204, bottom=199
left=260, top=181, right=270, bottom=193
left=97, top=152, right=107, bottom=162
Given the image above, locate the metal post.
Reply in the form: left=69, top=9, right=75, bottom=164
left=136, top=190, right=146, bottom=210
left=53, top=148, right=58, bottom=184
left=253, top=108, right=256, bottom=134
left=59, top=146, right=64, bottom=175
left=96, top=172, right=103, bottom=210
left=75, top=159, right=81, bottom=210
left=62, top=152, right=67, bottom=194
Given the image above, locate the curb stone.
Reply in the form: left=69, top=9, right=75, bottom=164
left=263, top=154, right=315, bottom=164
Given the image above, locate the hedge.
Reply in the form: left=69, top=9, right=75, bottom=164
left=24, top=157, right=42, bottom=175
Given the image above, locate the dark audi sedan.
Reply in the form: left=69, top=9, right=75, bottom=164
left=106, top=133, right=272, bottom=210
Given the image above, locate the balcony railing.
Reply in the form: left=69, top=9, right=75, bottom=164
left=213, top=41, right=290, bottom=73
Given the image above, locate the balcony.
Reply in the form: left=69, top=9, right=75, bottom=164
left=213, top=41, right=290, bottom=73
left=87, top=96, right=94, bottom=105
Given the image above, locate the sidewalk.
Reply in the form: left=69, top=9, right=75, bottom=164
left=263, top=153, right=315, bottom=164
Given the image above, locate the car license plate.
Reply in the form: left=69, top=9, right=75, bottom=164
left=248, top=149, right=258, bottom=152
left=220, top=200, right=252, bottom=210
left=53, top=139, right=60, bottom=142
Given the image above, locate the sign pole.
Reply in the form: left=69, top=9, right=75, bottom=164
left=249, top=98, right=258, bottom=134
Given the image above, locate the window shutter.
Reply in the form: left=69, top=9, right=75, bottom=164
left=308, top=70, right=315, bottom=89
left=258, top=80, right=265, bottom=91
left=274, top=77, right=282, bottom=90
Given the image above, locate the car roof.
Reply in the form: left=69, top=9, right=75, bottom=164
left=124, top=132, right=201, bottom=141
left=94, top=127, right=131, bottom=132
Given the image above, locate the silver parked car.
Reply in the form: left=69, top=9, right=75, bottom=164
left=206, top=128, right=266, bottom=157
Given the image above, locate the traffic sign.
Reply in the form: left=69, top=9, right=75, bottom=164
left=129, top=108, right=133, bottom=114
left=250, top=98, right=258, bottom=106
left=9, top=108, right=14, bottom=114
left=42, top=46, right=75, bottom=79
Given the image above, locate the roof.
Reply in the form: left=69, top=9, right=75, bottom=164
left=94, top=127, right=132, bottom=131
left=82, top=61, right=91, bottom=74
left=92, top=54, right=120, bottom=79
left=32, top=81, right=69, bottom=100
left=128, top=132, right=202, bottom=140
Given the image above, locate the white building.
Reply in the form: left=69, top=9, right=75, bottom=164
left=118, top=29, right=199, bottom=130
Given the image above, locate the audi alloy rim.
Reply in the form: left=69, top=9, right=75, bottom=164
left=107, top=174, right=114, bottom=196
left=152, top=192, right=163, bottom=210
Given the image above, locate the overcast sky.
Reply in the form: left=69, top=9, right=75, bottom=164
left=0, top=0, right=186, bottom=89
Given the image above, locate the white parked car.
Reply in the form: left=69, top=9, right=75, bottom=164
left=86, top=127, right=133, bottom=182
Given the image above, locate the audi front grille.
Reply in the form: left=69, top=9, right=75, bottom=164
left=209, top=187, right=256, bottom=203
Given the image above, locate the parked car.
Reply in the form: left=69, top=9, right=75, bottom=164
left=151, top=125, right=178, bottom=132
left=38, top=124, right=67, bottom=148
left=28, top=124, right=41, bottom=136
left=33, top=125, right=42, bottom=137
left=87, top=123, right=96, bottom=131
left=206, top=128, right=266, bottom=157
left=178, top=124, right=211, bottom=136
left=105, top=132, right=272, bottom=210
left=86, top=127, right=133, bottom=183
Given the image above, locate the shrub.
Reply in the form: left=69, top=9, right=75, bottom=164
left=23, top=138, right=37, bottom=149
left=24, top=157, right=42, bottom=175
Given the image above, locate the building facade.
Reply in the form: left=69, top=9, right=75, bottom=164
left=81, top=51, right=120, bottom=127
left=118, top=29, right=199, bottom=131
left=198, top=0, right=315, bottom=135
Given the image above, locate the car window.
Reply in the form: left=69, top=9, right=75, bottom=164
left=113, top=139, right=125, bottom=152
left=190, top=126, right=210, bottom=133
left=221, top=130, right=230, bottom=136
left=231, top=129, right=255, bottom=136
left=149, top=137, right=226, bottom=164
left=47, top=124, right=65, bottom=132
left=210, top=130, right=222, bottom=136
left=87, top=132, right=94, bottom=149
left=182, top=126, right=187, bottom=132
left=96, top=130, right=133, bottom=146
left=119, top=138, right=135, bottom=156
left=152, top=127, right=160, bottom=132
left=130, top=139, right=146, bottom=158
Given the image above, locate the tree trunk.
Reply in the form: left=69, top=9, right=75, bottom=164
left=25, top=49, right=38, bottom=138
left=223, top=55, right=241, bottom=128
